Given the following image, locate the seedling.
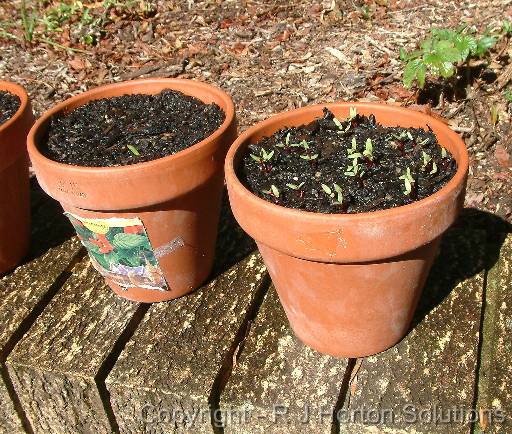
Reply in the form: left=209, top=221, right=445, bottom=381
left=349, top=107, right=357, bottom=119
left=441, top=147, right=447, bottom=158
left=262, top=184, right=280, bottom=198
left=406, top=131, right=414, bottom=141
left=276, top=132, right=292, bottom=149
left=127, top=144, right=140, bottom=156
left=422, top=151, right=432, bottom=169
left=250, top=148, right=274, bottom=163
left=300, top=153, right=318, bottom=161
left=430, top=161, right=438, bottom=175
left=321, top=183, right=344, bottom=205
left=250, top=147, right=275, bottom=173
left=363, top=138, right=373, bottom=161
left=286, top=181, right=305, bottom=190
left=399, top=167, right=415, bottom=195
left=348, top=137, right=358, bottom=154
left=345, top=154, right=362, bottom=177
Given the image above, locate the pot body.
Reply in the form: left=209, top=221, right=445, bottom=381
left=225, top=102, right=469, bottom=357
left=0, top=81, right=33, bottom=273
left=28, top=79, right=236, bottom=302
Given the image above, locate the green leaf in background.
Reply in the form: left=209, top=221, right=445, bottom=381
left=403, top=59, right=423, bottom=88
left=474, top=35, right=497, bottom=57
left=112, top=232, right=147, bottom=250
left=454, top=34, right=477, bottom=60
left=434, top=40, right=463, bottom=62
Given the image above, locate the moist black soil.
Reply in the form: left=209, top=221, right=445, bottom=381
left=0, top=90, right=21, bottom=126
left=238, top=109, right=457, bottom=214
left=43, top=89, right=225, bottom=167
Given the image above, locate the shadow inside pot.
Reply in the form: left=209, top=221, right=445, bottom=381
left=410, top=207, right=511, bottom=329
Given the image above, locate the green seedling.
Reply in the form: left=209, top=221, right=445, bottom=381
left=321, top=183, right=344, bottom=205
left=430, top=161, right=438, bottom=175
left=441, top=147, right=447, bottom=158
left=349, top=107, right=357, bottom=119
left=262, top=184, right=280, bottom=198
left=250, top=148, right=274, bottom=163
left=406, top=131, right=414, bottom=141
left=276, top=132, right=292, bottom=148
left=127, top=144, right=140, bottom=156
left=348, top=137, right=358, bottom=154
left=399, top=167, right=415, bottom=195
left=286, top=181, right=305, bottom=190
left=363, top=138, right=373, bottom=160
left=300, top=153, right=318, bottom=161
left=418, top=137, right=430, bottom=146
left=422, top=151, right=432, bottom=169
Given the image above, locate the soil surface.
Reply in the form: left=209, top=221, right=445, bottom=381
left=0, top=90, right=20, bottom=126
left=43, top=89, right=225, bottom=167
left=239, top=109, right=456, bottom=213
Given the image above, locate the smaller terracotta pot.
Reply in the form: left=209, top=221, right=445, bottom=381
left=28, top=79, right=236, bottom=303
left=225, top=103, right=469, bottom=358
left=0, top=81, right=34, bottom=273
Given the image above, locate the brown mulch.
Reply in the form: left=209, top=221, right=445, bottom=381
left=0, top=0, right=511, bottom=222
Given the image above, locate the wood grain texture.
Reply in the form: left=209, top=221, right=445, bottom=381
left=0, top=185, right=82, bottom=434
left=475, top=233, right=512, bottom=433
left=106, top=252, right=268, bottom=434
left=7, top=257, right=141, bottom=434
left=222, top=286, right=349, bottom=434
left=339, top=229, right=487, bottom=434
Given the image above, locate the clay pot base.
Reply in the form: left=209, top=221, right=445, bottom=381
left=28, top=79, right=236, bottom=303
left=225, top=102, right=469, bottom=358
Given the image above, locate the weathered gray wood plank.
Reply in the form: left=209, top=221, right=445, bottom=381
left=221, top=286, right=349, bottom=434
left=474, top=233, right=512, bottom=433
left=0, top=184, right=83, bottom=434
left=6, top=256, right=142, bottom=434
left=339, top=229, right=487, bottom=434
left=106, top=251, right=268, bottom=434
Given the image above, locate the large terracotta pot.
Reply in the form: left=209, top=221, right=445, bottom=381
left=225, top=102, right=469, bottom=357
left=28, top=79, right=236, bottom=302
left=0, top=81, right=33, bottom=273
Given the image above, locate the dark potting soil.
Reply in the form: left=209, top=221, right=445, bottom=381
left=0, top=90, right=21, bottom=126
left=43, top=89, right=225, bottom=167
left=238, top=108, right=457, bottom=214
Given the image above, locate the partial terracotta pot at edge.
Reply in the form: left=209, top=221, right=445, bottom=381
left=28, top=78, right=236, bottom=303
left=0, top=81, right=33, bottom=273
left=225, top=102, right=469, bottom=358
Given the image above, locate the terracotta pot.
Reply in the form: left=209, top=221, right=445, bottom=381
left=28, top=79, right=236, bottom=302
left=225, top=102, right=469, bottom=357
left=0, top=81, right=34, bottom=274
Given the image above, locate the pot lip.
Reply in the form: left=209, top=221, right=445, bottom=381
left=27, top=78, right=235, bottom=174
left=225, top=101, right=469, bottom=222
left=0, top=80, right=30, bottom=133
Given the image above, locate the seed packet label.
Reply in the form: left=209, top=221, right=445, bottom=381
left=65, top=213, right=169, bottom=292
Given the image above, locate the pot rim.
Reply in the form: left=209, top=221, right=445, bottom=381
left=225, top=101, right=469, bottom=223
left=27, top=78, right=235, bottom=175
left=0, top=80, right=30, bottom=134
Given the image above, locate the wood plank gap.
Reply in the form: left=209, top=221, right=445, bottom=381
left=331, top=358, right=357, bottom=434
left=95, top=302, right=151, bottom=434
left=471, top=232, right=510, bottom=434
left=209, top=272, right=272, bottom=434
left=0, top=247, right=86, bottom=434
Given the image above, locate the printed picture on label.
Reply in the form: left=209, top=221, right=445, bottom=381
left=65, top=213, right=169, bottom=291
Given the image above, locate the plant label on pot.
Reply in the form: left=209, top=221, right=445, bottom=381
left=66, top=213, right=170, bottom=292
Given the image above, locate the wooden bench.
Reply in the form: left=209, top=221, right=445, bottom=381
left=0, top=182, right=510, bottom=433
